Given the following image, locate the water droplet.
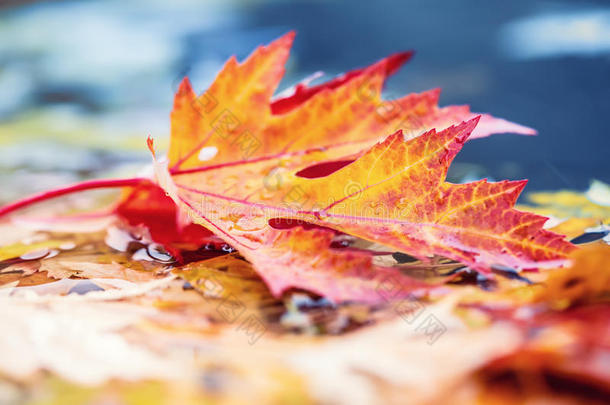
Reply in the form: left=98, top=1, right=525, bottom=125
left=45, top=249, right=60, bottom=259
left=59, top=242, right=76, bottom=250
left=330, top=235, right=353, bottom=249
left=68, top=281, right=105, bottom=295
left=132, top=248, right=153, bottom=261
left=20, top=248, right=50, bottom=260
left=147, top=243, right=174, bottom=262
left=221, top=244, right=235, bottom=253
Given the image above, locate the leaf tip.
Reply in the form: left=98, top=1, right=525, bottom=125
left=385, top=50, right=414, bottom=75
left=176, top=77, right=194, bottom=95
left=147, top=136, right=156, bottom=158
left=274, top=30, right=296, bottom=49
left=505, top=179, right=529, bottom=204
left=428, top=87, right=442, bottom=102
left=449, top=116, right=481, bottom=146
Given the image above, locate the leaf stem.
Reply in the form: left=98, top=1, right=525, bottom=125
left=0, top=177, right=150, bottom=218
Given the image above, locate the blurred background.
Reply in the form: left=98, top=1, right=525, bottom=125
left=0, top=0, right=608, bottom=204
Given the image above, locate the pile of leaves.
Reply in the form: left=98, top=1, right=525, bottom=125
left=0, top=32, right=609, bottom=405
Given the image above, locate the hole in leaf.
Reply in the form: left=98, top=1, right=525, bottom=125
left=295, top=159, right=355, bottom=178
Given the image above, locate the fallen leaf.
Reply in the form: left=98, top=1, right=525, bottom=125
left=0, top=240, right=63, bottom=261
left=168, top=33, right=534, bottom=170
left=173, top=253, right=283, bottom=325
left=481, top=304, right=610, bottom=394
left=157, top=118, right=574, bottom=300
left=523, top=181, right=610, bottom=222
left=520, top=182, right=610, bottom=242
left=0, top=295, right=191, bottom=385
left=533, top=244, right=610, bottom=309
left=41, top=260, right=157, bottom=282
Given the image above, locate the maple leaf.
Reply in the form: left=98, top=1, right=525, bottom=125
left=118, top=32, right=538, bottom=260
left=156, top=116, right=574, bottom=290
left=518, top=182, right=610, bottom=242
left=0, top=32, right=570, bottom=304
left=455, top=244, right=610, bottom=391
left=533, top=244, right=610, bottom=308
left=168, top=32, right=535, bottom=170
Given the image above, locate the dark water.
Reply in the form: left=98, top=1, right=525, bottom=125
left=0, top=0, right=608, bottom=194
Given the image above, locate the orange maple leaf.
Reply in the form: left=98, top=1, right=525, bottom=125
left=110, top=32, right=538, bottom=268
left=168, top=32, right=534, bottom=170
left=156, top=117, right=574, bottom=283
